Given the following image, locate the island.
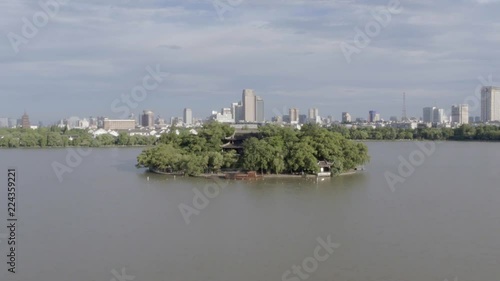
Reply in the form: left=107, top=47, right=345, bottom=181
left=136, top=122, right=370, bottom=177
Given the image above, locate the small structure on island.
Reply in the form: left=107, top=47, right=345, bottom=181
left=220, top=131, right=259, bottom=155
left=317, top=161, right=333, bottom=177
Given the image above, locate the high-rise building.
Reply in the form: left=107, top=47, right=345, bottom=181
left=481, top=86, right=500, bottom=122
left=242, top=89, right=256, bottom=122
left=433, top=108, right=445, bottom=123
left=423, top=107, right=435, bottom=123
left=21, top=112, right=30, bottom=129
left=289, top=108, right=299, bottom=124
left=231, top=102, right=244, bottom=123
left=141, top=110, right=154, bottom=128
left=308, top=108, right=319, bottom=120
left=255, top=96, right=264, bottom=123
left=183, top=108, right=193, bottom=125
left=368, top=110, right=379, bottom=123
left=342, top=112, right=352, bottom=123
left=299, top=114, right=308, bottom=124
left=451, top=104, right=469, bottom=124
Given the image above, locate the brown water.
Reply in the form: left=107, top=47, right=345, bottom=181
left=1, top=142, right=499, bottom=281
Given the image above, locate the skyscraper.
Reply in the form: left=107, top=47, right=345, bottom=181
left=433, top=108, right=445, bottom=123
left=242, top=89, right=256, bottom=122
left=481, top=86, right=500, bottom=122
left=368, top=110, right=379, bottom=123
left=451, top=104, right=469, bottom=124
left=255, top=96, right=264, bottom=123
left=141, top=110, right=154, bottom=128
left=230, top=102, right=245, bottom=123
left=21, top=112, right=30, bottom=129
left=289, top=108, right=299, bottom=124
left=423, top=107, right=435, bottom=123
left=342, top=112, right=351, bottom=123
left=183, top=108, right=193, bottom=125
left=308, top=108, right=319, bottom=120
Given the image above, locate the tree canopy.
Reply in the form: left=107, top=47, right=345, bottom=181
left=137, top=123, right=370, bottom=176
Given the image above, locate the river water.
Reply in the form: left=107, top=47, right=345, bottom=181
left=1, top=141, right=499, bottom=281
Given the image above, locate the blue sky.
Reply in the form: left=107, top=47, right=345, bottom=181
left=1, top=0, right=500, bottom=124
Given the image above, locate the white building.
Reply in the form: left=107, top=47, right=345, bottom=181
left=481, top=86, right=500, bottom=122
left=211, top=108, right=234, bottom=123
left=451, top=104, right=469, bottom=125
left=433, top=108, right=445, bottom=123
left=342, top=112, right=351, bottom=123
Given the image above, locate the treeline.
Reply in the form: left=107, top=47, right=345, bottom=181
left=329, top=125, right=500, bottom=141
left=0, top=126, right=156, bottom=148
left=136, top=122, right=370, bottom=176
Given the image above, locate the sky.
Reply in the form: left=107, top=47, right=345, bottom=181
left=1, top=0, right=500, bottom=124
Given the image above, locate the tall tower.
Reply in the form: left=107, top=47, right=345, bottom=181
left=21, top=111, right=30, bottom=129
left=242, top=89, right=256, bottom=122
left=289, top=108, right=299, bottom=124
left=183, top=108, right=193, bottom=125
left=369, top=110, right=379, bottom=122
left=481, top=86, right=500, bottom=122
left=422, top=107, right=435, bottom=123
left=402, top=92, right=408, bottom=121
left=342, top=112, right=351, bottom=123
left=451, top=104, right=469, bottom=124
left=255, top=96, right=264, bottom=123
left=141, top=110, right=154, bottom=128
left=308, top=108, right=319, bottom=120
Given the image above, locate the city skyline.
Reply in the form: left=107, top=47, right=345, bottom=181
left=2, top=1, right=500, bottom=123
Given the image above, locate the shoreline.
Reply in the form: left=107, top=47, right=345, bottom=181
left=149, top=169, right=362, bottom=179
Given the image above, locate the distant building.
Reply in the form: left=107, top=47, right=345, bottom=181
left=78, top=118, right=90, bottom=129
left=141, top=110, right=154, bottom=128
left=170, top=117, right=183, bottom=126
left=368, top=110, right=379, bottom=123
left=272, top=116, right=283, bottom=123
left=474, top=116, right=481, bottom=123
left=255, top=96, right=264, bottom=123
left=183, top=108, right=193, bottom=125
left=389, top=116, right=398, bottom=122
left=242, top=89, right=256, bottom=122
left=289, top=108, right=299, bottom=124
left=21, top=112, right=30, bottom=129
left=156, top=116, right=166, bottom=127
left=103, top=118, right=136, bottom=130
left=299, top=114, right=307, bottom=124
left=423, top=107, right=435, bottom=123
left=231, top=102, right=244, bottom=123
left=451, top=104, right=469, bottom=124
left=433, top=108, right=445, bottom=123
left=308, top=108, right=319, bottom=120
left=342, top=112, right=352, bottom=123
left=211, top=108, right=234, bottom=123
left=481, top=86, right=500, bottom=122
